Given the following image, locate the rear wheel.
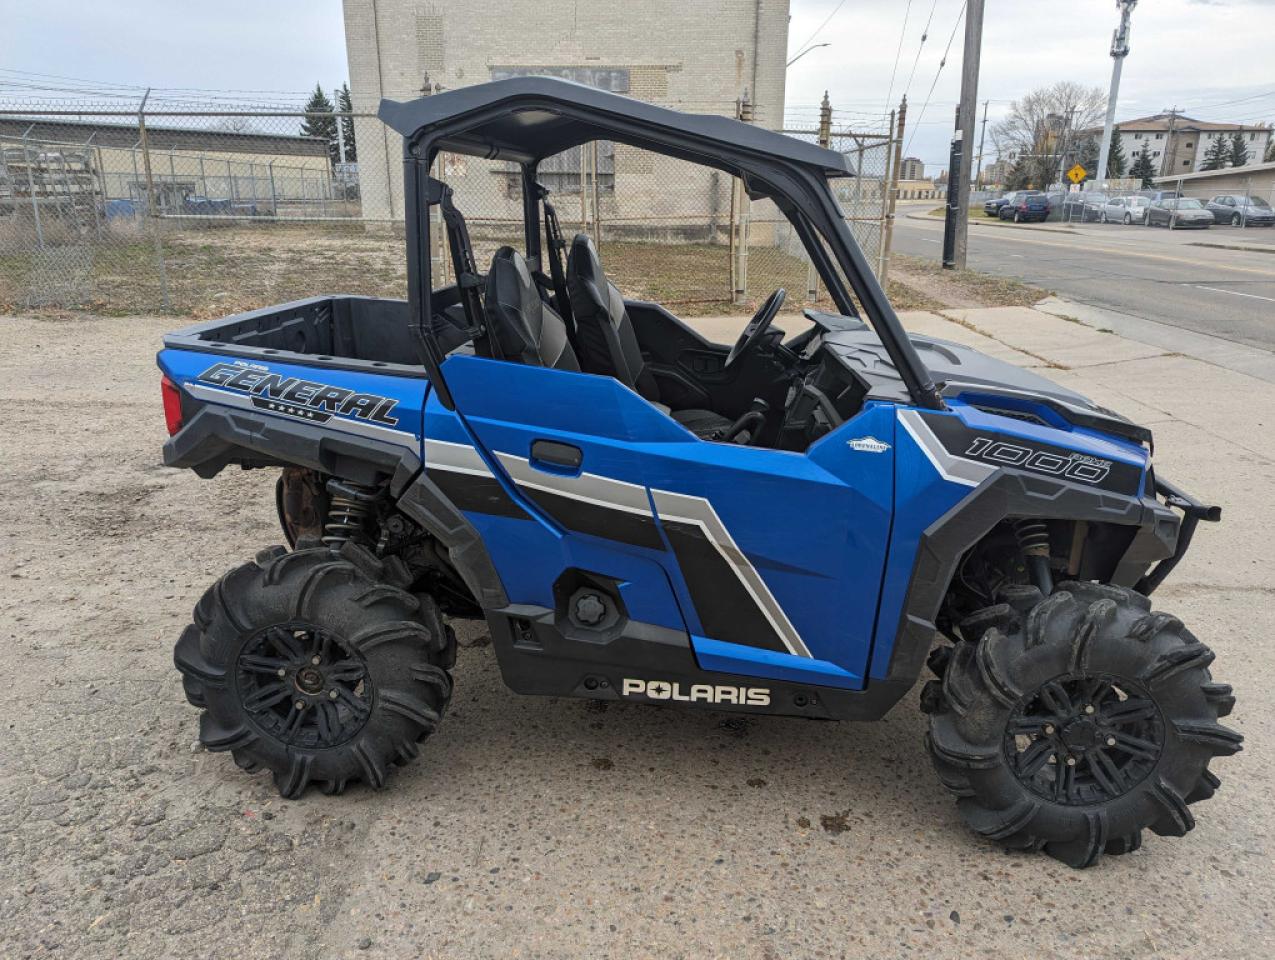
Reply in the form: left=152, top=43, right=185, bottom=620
left=174, top=545, right=455, bottom=798
left=1014, top=211, right=1022, bottom=223
left=923, top=582, right=1240, bottom=868
left=1232, top=213, right=1242, bottom=227
left=1124, top=213, right=1133, bottom=225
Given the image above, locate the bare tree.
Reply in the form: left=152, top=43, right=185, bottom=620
left=214, top=116, right=259, bottom=135
left=992, top=82, right=1107, bottom=189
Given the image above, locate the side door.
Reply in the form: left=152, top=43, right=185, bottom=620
left=434, top=353, right=896, bottom=690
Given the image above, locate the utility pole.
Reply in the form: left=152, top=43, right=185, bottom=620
left=942, top=105, right=962, bottom=269
left=1096, top=0, right=1137, bottom=188
left=1161, top=105, right=1182, bottom=177
left=948, top=0, right=984, bottom=269
left=974, top=99, right=989, bottom=190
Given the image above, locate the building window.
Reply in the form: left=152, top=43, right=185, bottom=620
left=1182, top=160, right=1190, bottom=167
left=1153, top=151, right=1160, bottom=157
left=1155, top=133, right=1163, bottom=140
left=1133, top=132, right=1141, bottom=140
left=1185, top=141, right=1193, bottom=149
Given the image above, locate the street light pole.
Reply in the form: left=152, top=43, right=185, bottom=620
left=787, top=43, right=831, bottom=67
left=1096, top=1, right=1136, bottom=188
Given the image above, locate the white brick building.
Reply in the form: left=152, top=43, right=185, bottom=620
left=1100, top=114, right=1273, bottom=177
left=342, top=0, right=791, bottom=221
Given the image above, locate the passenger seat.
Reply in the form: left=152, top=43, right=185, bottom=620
left=482, top=246, right=580, bottom=370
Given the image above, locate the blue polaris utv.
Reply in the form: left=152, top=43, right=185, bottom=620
left=160, top=78, right=1238, bottom=867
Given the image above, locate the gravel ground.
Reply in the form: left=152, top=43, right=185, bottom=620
left=0, top=310, right=1269, bottom=960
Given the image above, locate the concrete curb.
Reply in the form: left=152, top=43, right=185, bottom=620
left=1188, top=241, right=1275, bottom=256
left=907, top=211, right=1080, bottom=237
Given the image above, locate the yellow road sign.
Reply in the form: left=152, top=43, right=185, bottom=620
left=1067, top=163, right=1088, bottom=185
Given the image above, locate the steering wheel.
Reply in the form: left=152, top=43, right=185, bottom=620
left=723, top=288, right=786, bottom=370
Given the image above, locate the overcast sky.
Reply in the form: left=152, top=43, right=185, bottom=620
left=3, top=0, right=1273, bottom=174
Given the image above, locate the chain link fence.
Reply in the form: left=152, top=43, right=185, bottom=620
left=0, top=101, right=899, bottom=318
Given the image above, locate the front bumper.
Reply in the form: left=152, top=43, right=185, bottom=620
left=1136, top=475, right=1222, bottom=594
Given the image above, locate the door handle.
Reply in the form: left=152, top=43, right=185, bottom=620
left=530, top=439, right=582, bottom=472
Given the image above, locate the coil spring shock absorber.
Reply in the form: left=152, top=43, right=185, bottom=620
left=322, top=479, right=380, bottom=552
left=1014, top=519, right=1054, bottom=595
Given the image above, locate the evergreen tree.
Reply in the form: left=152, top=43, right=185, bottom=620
left=1107, top=135, right=1127, bottom=178
left=336, top=83, right=357, bottom=163
left=301, top=84, right=339, bottom=167
left=1005, top=157, right=1031, bottom=191
left=1266, top=136, right=1275, bottom=163
left=1201, top=134, right=1228, bottom=171
left=1130, top=142, right=1156, bottom=188
left=1230, top=132, right=1249, bottom=168
left=1077, top=137, right=1099, bottom=181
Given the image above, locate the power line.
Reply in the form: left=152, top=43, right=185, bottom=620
left=883, top=0, right=914, bottom=112
left=903, top=0, right=967, bottom=156
left=789, top=0, right=851, bottom=62
left=901, top=0, right=941, bottom=102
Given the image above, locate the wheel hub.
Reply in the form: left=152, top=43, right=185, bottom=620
left=1004, top=673, right=1165, bottom=805
left=235, top=623, right=373, bottom=748
left=1061, top=717, right=1100, bottom=751
left=295, top=666, right=325, bottom=694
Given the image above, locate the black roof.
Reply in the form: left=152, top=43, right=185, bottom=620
left=378, top=76, right=850, bottom=176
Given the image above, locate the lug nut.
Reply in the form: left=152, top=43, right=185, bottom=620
left=1065, top=756, right=1077, bottom=767
left=329, top=690, right=339, bottom=700
left=311, top=656, right=322, bottom=665
left=1043, top=724, right=1055, bottom=735
left=295, top=700, right=306, bottom=711
left=277, top=668, right=286, bottom=678
left=1084, top=704, right=1096, bottom=715
left=1106, top=736, right=1116, bottom=747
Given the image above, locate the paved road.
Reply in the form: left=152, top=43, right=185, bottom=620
left=893, top=208, right=1275, bottom=352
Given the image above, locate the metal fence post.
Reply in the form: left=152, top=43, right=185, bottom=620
left=137, top=89, right=171, bottom=310
left=808, top=92, right=832, bottom=301
left=20, top=127, right=45, bottom=250
left=590, top=140, right=602, bottom=243
left=732, top=89, right=754, bottom=304
left=268, top=161, right=278, bottom=217
left=882, top=99, right=906, bottom=285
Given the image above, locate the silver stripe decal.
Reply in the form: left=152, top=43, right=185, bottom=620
left=651, top=488, right=812, bottom=660
left=897, top=410, right=996, bottom=488
left=186, top=382, right=419, bottom=451
left=424, top=438, right=496, bottom=477
left=429, top=445, right=807, bottom=660
left=494, top=451, right=653, bottom=517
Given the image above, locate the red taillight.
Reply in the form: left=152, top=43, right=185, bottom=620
left=161, top=375, right=184, bottom=436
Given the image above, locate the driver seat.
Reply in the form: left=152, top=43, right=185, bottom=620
left=566, top=233, right=729, bottom=439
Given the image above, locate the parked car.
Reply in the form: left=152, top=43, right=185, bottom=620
left=1205, top=194, right=1275, bottom=227
left=1145, top=189, right=1184, bottom=203
left=1146, top=197, right=1214, bottom=228
left=1100, top=195, right=1150, bottom=224
left=998, top=191, right=1051, bottom=222
left=1060, top=193, right=1109, bottom=222
left=983, top=191, right=1023, bottom=217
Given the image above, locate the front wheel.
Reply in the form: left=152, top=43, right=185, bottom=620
left=1100, top=211, right=1107, bottom=223
left=174, top=545, right=456, bottom=798
left=1124, top=213, right=1133, bottom=225
left=1232, top=213, right=1242, bottom=227
left=1013, top=211, right=1022, bottom=223
left=923, top=582, right=1240, bottom=868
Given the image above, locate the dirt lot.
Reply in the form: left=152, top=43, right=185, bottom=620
left=0, top=306, right=1269, bottom=960
left=0, top=222, right=1043, bottom=319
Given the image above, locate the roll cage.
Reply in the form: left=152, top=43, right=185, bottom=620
left=377, top=76, right=942, bottom=412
